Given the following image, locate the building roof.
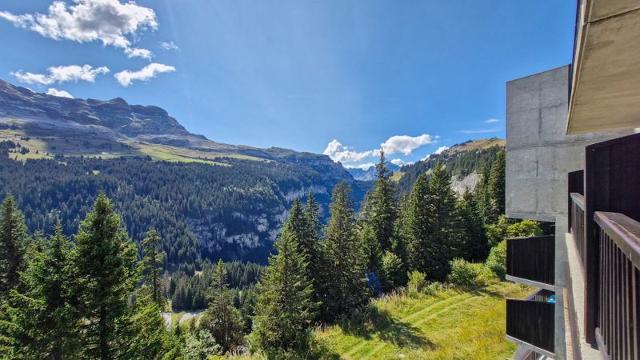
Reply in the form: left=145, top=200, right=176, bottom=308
left=567, top=0, right=640, bottom=134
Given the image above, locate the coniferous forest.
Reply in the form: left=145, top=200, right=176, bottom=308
left=0, top=148, right=545, bottom=359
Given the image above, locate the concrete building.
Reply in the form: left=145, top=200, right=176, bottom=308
left=504, top=0, right=640, bottom=359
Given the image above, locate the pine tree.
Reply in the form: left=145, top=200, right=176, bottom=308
left=72, top=193, right=138, bottom=359
left=0, top=195, right=29, bottom=298
left=406, top=164, right=459, bottom=281
left=299, top=195, right=324, bottom=312
left=320, top=182, right=368, bottom=320
left=475, top=161, right=492, bottom=224
left=141, top=228, right=165, bottom=307
left=487, top=151, right=506, bottom=221
left=199, top=260, right=244, bottom=353
left=304, top=192, right=321, bottom=241
left=125, top=299, right=168, bottom=360
left=1, top=224, right=79, bottom=359
left=457, top=190, right=489, bottom=262
left=254, top=212, right=315, bottom=357
left=361, top=151, right=397, bottom=251
left=358, top=223, right=383, bottom=275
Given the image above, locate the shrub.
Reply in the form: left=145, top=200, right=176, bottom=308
left=448, top=258, right=480, bottom=287
left=486, top=240, right=507, bottom=279
left=486, top=216, right=544, bottom=248
left=507, top=219, right=543, bottom=238
left=447, top=258, right=494, bottom=288
left=407, top=271, right=427, bottom=295
left=382, top=251, right=405, bottom=290
left=423, top=281, right=444, bottom=296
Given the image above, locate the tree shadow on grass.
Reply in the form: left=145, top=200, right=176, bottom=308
left=337, top=305, right=435, bottom=350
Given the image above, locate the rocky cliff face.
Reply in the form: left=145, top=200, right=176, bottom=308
left=0, top=79, right=189, bottom=137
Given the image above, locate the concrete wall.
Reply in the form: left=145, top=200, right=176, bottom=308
left=505, top=65, right=631, bottom=222
left=505, top=66, right=635, bottom=359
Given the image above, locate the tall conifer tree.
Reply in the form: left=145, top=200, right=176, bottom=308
left=320, top=182, right=368, bottom=319
left=254, top=207, right=315, bottom=357
left=457, top=190, right=489, bottom=262
left=361, top=152, right=397, bottom=251
left=487, top=151, right=506, bottom=221
left=199, top=260, right=244, bottom=353
left=406, top=164, right=460, bottom=280
left=141, top=228, right=164, bottom=307
left=73, top=193, right=138, bottom=360
left=0, top=195, right=28, bottom=298
left=1, top=224, right=79, bottom=359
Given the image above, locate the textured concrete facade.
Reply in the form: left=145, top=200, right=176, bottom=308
left=505, top=65, right=630, bottom=222
left=505, top=66, right=634, bottom=359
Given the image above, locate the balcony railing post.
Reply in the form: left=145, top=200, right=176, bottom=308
left=593, top=211, right=640, bottom=359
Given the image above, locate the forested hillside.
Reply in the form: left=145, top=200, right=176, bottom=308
left=396, top=138, right=505, bottom=196
left=0, top=79, right=371, bottom=268
left=0, top=141, right=365, bottom=268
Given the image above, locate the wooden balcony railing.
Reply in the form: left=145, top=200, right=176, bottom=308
left=506, top=236, right=555, bottom=289
left=594, top=211, right=640, bottom=360
left=506, top=298, right=555, bottom=356
left=570, top=192, right=586, bottom=269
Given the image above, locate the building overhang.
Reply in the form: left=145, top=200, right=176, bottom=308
left=567, top=0, right=640, bottom=134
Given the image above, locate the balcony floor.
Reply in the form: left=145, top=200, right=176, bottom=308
left=564, top=231, right=601, bottom=360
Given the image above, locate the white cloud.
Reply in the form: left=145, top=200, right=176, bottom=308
left=324, top=133, right=435, bottom=168
left=0, top=0, right=157, bottom=58
left=390, top=159, right=405, bottom=166
left=12, top=64, right=109, bottom=85
left=380, top=134, right=434, bottom=156
left=46, top=88, right=73, bottom=98
left=484, top=118, right=500, bottom=123
left=434, top=145, right=449, bottom=155
left=124, top=47, right=152, bottom=59
left=160, top=41, right=179, bottom=51
left=323, top=139, right=377, bottom=166
left=114, top=63, right=176, bottom=87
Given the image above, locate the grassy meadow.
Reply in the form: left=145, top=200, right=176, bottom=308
left=214, top=281, right=530, bottom=360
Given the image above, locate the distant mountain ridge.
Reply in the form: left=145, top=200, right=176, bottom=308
left=0, top=78, right=364, bottom=265
left=347, top=162, right=400, bottom=181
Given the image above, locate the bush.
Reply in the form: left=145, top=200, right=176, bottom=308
left=447, top=258, right=494, bottom=288
left=382, top=251, right=405, bottom=290
left=448, top=258, right=480, bottom=287
left=486, top=216, right=544, bottom=248
left=507, top=219, right=543, bottom=238
left=407, top=271, right=427, bottom=295
left=423, top=281, right=444, bottom=296
left=486, top=240, right=507, bottom=279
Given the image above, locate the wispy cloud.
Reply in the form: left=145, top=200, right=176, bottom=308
left=46, top=88, right=73, bottom=98
left=0, top=0, right=157, bottom=59
left=114, top=63, right=176, bottom=87
left=160, top=41, right=180, bottom=51
left=484, top=118, right=500, bottom=123
left=12, top=64, right=109, bottom=85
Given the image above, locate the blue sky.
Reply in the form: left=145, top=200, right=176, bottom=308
left=0, top=0, right=576, bottom=168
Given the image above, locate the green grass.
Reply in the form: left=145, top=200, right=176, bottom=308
left=315, top=282, right=530, bottom=360
left=225, top=282, right=529, bottom=360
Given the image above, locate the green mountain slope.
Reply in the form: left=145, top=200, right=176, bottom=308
left=395, top=138, right=505, bottom=196
left=0, top=79, right=366, bottom=268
